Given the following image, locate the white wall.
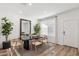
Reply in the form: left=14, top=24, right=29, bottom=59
left=57, top=8, right=79, bottom=48
left=0, top=4, right=26, bottom=48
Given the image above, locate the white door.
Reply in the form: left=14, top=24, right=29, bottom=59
left=63, top=19, right=78, bottom=47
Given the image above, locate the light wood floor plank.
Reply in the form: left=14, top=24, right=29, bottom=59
left=58, top=46, right=70, bottom=56
left=0, top=44, right=78, bottom=56
left=40, top=45, right=79, bottom=56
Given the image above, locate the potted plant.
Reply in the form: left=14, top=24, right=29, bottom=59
left=1, top=17, right=13, bottom=49
left=32, top=23, right=41, bottom=38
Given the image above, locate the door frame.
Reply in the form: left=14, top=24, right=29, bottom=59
left=20, top=19, right=31, bottom=40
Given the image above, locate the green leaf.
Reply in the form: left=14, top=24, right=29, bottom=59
left=1, top=17, right=13, bottom=41
left=34, top=23, right=41, bottom=35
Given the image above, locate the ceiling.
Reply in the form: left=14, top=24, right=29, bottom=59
left=0, top=3, right=79, bottom=19
left=21, top=3, right=79, bottom=19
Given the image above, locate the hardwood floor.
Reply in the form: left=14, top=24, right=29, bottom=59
left=40, top=44, right=79, bottom=56
left=0, top=44, right=79, bottom=56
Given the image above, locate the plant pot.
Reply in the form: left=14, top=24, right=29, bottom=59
left=2, top=41, right=11, bottom=49
left=23, top=40, right=29, bottom=50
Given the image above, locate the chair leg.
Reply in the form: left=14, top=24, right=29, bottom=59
left=7, top=49, right=10, bottom=56
left=8, top=48, right=13, bottom=56
left=21, top=42, right=24, bottom=56
left=35, top=45, right=38, bottom=52
left=30, top=44, right=33, bottom=50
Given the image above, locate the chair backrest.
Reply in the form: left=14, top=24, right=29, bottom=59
left=44, top=35, right=48, bottom=39
left=40, top=35, right=48, bottom=39
left=32, top=35, right=40, bottom=39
